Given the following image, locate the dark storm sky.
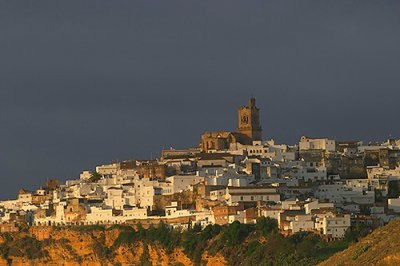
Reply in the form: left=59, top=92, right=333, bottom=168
left=0, top=1, right=400, bottom=198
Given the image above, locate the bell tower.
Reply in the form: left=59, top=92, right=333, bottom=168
left=237, top=98, right=262, bottom=141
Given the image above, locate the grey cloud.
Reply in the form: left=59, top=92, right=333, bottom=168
left=0, top=0, right=399, bottom=198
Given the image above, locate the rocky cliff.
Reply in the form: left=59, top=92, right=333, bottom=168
left=0, top=226, right=226, bottom=266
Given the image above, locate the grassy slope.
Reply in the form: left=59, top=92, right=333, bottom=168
left=319, top=219, right=400, bottom=266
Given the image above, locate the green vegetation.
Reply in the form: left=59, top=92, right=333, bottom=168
left=179, top=219, right=353, bottom=266
left=0, top=236, right=48, bottom=260
left=107, top=224, right=134, bottom=232
left=109, top=219, right=352, bottom=265
left=352, top=244, right=371, bottom=260
left=388, top=180, right=400, bottom=198
left=245, top=240, right=261, bottom=257
left=113, top=230, right=137, bottom=248
left=220, top=221, right=254, bottom=247
left=0, top=219, right=360, bottom=265
left=255, top=216, right=278, bottom=236
left=344, top=224, right=370, bottom=243
left=93, top=233, right=113, bottom=260
left=140, top=242, right=152, bottom=266
left=71, top=224, right=106, bottom=232
left=140, top=221, right=181, bottom=253
left=182, top=224, right=221, bottom=264
left=89, top=171, right=102, bottom=182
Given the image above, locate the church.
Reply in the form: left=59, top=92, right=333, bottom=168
left=200, top=98, right=262, bottom=152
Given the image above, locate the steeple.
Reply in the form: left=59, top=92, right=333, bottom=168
left=236, top=98, right=262, bottom=141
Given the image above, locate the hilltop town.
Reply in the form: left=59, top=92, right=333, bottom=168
left=1, top=98, right=400, bottom=241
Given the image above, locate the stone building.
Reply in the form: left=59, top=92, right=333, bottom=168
left=95, top=160, right=166, bottom=179
left=64, top=198, right=87, bottom=224
left=200, top=98, right=263, bottom=152
left=237, top=97, right=262, bottom=141
left=212, top=205, right=244, bottom=225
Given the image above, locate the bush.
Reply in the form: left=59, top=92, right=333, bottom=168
left=344, top=225, right=370, bottom=243
left=182, top=224, right=223, bottom=265
left=72, top=224, right=105, bottom=232
left=255, top=217, right=278, bottom=236
left=221, top=221, right=254, bottom=247
left=388, top=180, right=400, bottom=198
left=201, top=224, right=221, bottom=241
left=89, top=172, right=102, bottom=183
left=113, top=231, right=137, bottom=248
left=7, top=236, right=47, bottom=260
left=107, top=224, right=134, bottom=232
left=93, top=240, right=113, bottom=259
left=140, top=243, right=152, bottom=266
left=245, top=240, right=261, bottom=257
left=352, top=244, right=371, bottom=260
left=58, top=238, right=71, bottom=245
left=0, top=244, right=9, bottom=259
left=145, top=221, right=181, bottom=253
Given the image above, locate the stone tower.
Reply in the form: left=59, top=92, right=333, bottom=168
left=236, top=98, right=262, bottom=141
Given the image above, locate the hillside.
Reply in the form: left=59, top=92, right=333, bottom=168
left=0, top=218, right=354, bottom=266
left=319, top=219, right=400, bottom=266
left=0, top=225, right=225, bottom=266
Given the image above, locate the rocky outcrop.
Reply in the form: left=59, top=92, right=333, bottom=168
left=0, top=226, right=226, bottom=266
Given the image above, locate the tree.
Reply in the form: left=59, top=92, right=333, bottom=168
left=221, top=221, right=253, bottom=246
left=255, top=217, right=278, bottom=236
left=136, top=222, right=146, bottom=239
left=201, top=224, right=221, bottom=241
left=89, top=172, right=102, bottom=183
left=344, top=224, right=370, bottom=243
left=388, top=180, right=400, bottom=198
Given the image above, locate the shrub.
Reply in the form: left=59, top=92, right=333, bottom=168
left=113, top=231, right=137, bottom=248
left=0, top=244, right=9, bottom=259
left=352, top=244, right=371, bottom=260
left=344, top=225, right=370, bottom=243
left=221, top=221, right=254, bottom=247
left=72, top=224, right=105, bottom=232
left=245, top=240, right=261, bottom=257
left=7, top=236, right=47, bottom=260
left=145, top=221, right=181, bottom=253
left=93, top=240, right=113, bottom=259
left=140, top=243, right=152, bottom=266
left=255, top=217, right=278, bottom=236
left=107, top=224, right=134, bottom=232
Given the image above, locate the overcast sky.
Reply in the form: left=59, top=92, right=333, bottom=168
left=0, top=1, right=400, bottom=198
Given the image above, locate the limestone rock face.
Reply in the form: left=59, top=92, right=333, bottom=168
left=0, top=226, right=227, bottom=266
